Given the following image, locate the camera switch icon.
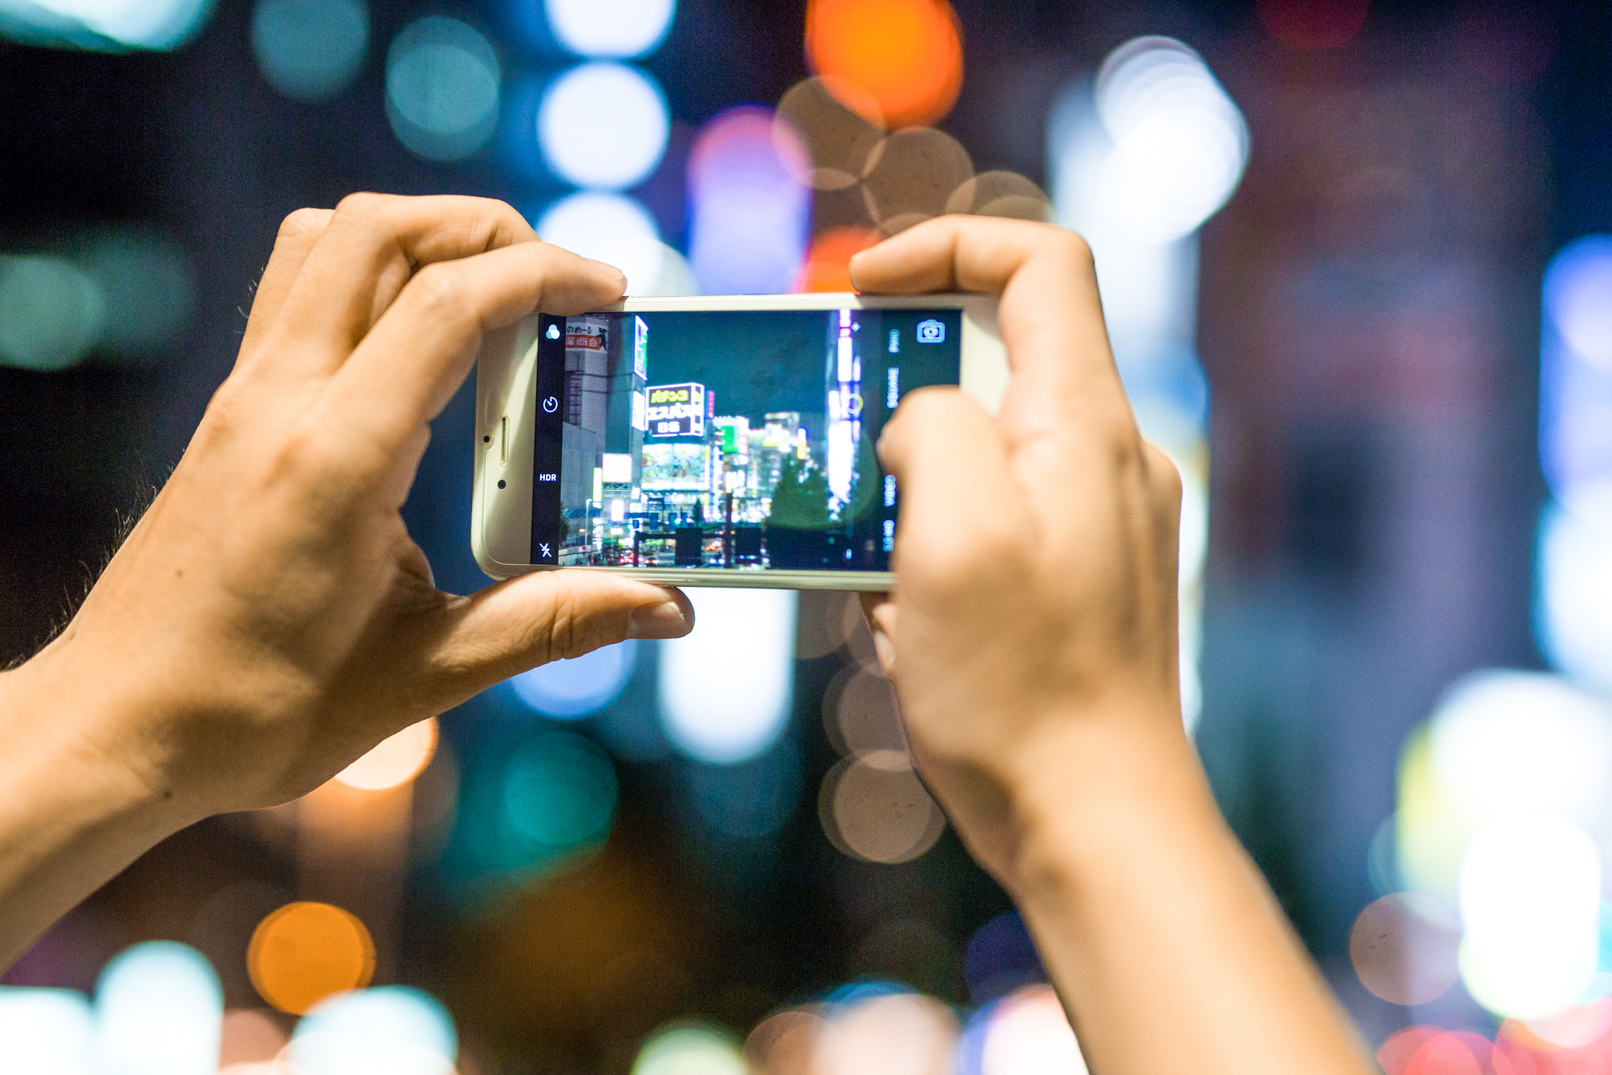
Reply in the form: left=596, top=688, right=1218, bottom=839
left=916, top=318, right=945, bottom=344
left=542, top=395, right=559, bottom=414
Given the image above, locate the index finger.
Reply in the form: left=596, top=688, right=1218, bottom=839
left=849, top=215, right=1137, bottom=450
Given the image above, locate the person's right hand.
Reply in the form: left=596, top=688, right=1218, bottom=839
left=850, top=216, right=1195, bottom=892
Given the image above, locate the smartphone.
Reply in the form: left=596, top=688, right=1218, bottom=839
left=472, top=293, right=1006, bottom=590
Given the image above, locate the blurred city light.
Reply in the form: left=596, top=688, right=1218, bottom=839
left=963, top=912, right=1044, bottom=1005
left=820, top=751, right=944, bottom=863
left=218, top=1008, right=290, bottom=1069
left=1092, top=37, right=1249, bottom=244
left=825, top=668, right=906, bottom=758
left=1256, top=0, right=1369, bottom=50
left=511, top=639, right=637, bottom=718
left=744, top=1008, right=829, bottom=1075
left=942, top=170, right=1051, bottom=222
left=1347, top=892, right=1461, bottom=1006
left=534, top=191, right=665, bottom=295
left=72, top=230, right=196, bottom=362
left=1537, top=503, right=1612, bottom=691
left=686, top=107, right=811, bottom=295
left=803, top=0, right=962, bottom=128
left=0, top=255, right=105, bottom=371
left=0, top=0, right=214, bottom=49
left=250, top=0, right=368, bottom=101
left=385, top=17, right=500, bottom=161
left=859, top=126, right=972, bottom=231
left=797, top=226, right=877, bottom=292
left=1545, top=236, right=1612, bottom=373
left=539, top=62, right=669, bottom=189
left=334, top=717, right=438, bottom=790
left=0, top=987, right=94, bottom=1075
left=978, top=986, right=1087, bottom=1075
left=632, top=1023, right=747, bottom=1075
left=503, top=729, right=618, bottom=850
left=818, top=990, right=957, bottom=1075
left=775, top=77, right=885, bottom=191
left=246, top=901, right=375, bottom=1015
left=545, top=0, right=675, bottom=58
left=94, top=941, right=223, bottom=1075
left=288, top=987, right=456, bottom=1075
left=1459, top=814, right=1602, bottom=1019
left=1539, top=236, right=1612, bottom=523
left=658, top=587, right=796, bottom=764
left=687, top=736, right=802, bottom=838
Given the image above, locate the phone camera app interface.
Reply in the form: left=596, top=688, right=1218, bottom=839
left=531, top=307, right=962, bottom=572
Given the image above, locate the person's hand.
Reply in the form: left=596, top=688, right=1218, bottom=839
left=8, top=194, right=693, bottom=822
left=850, top=215, right=1194, bottom=892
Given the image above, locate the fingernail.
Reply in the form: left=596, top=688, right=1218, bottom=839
left=586, top=258, right=627, bottom=286
left=627, top=597, right=693, bottom=639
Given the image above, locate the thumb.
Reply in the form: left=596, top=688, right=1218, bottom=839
left=417, top=571, right=693, bottom=706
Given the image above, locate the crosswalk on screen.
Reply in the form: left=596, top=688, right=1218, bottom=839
left=529, top=306, right=963, bottom=572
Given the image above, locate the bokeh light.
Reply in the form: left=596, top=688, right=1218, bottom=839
left=818, top=990, right=957, bottom=1075
left=288, top=987, right=456, bottom=1075
left=247, top=901, right=375, bottom=1015
left=824, top=668, right=906, bottom=757
left=545, top=0, right=675, bottom=58
left=511, top=639, right=637, bottom=718
left=1546, top=236, right=1612, bottom=373
left=775, top=78, right=885, bottom=190
left=334, top=717, right=437, bottom=790
left=539, top=62, right=669, bottom=189
left=804, top=0, right=962, bottom=128
left=72, top=229, right=196, bottom=362
left=503, top=729, right=618, bottom=849
left=686, top=107, right=811, bottom=295
left=658, top=587, right=797, bottom=764
left=820, top=751, right=944, bottom=863
left=0, top=255, right=105, bottom=371
left=1460, top=813, right=1602, bottom=1019
left=744, top=1007, right=829, bottom=1075
left=219, top=1008, right=289, bottom=1068
left=1093, top=37, right=1249, bottom=243
left=94, top=941, right=223, bottom=1075
left=385, top=17, right=500, bottom=161
left=1539, top=237, right=1612, bottom=526
left=859, top=126, right=972, bottom=231
left=797, top=226, right=878, bottom=293
left=1536, top=503, right=1612, bottom=691
left=942, top=170, right=1051, bottom=222
left=632, top=1023, right=748, bottom=1075
left=979, top=985, right=1087, bottom=1075
left=1256, top=0, right=1370, bottom=50
left=1348, top=892, right=1461, bottom=1006
left=963, top=912, right=1044, bottom=1005
left=8, top=0, right=215, bottom=49
left=0, top=987, right=94, bottom=1075
left=250, top=0, right=368, bottom=101
left=534, top=191, right=666, bottom=295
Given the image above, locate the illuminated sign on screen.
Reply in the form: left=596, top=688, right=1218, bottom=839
left=646, top=382, right=706, bottom=438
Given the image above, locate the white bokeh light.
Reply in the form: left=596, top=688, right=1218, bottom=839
left=539, top=63, right=669, bottom=189
left=1091, top=36, right=1247, bottom=243
left=1459, top=814, right=1602, bottom=1019
left=658, top=588, right=796, bottom=764
left=0, top=0, right=214, bottom=48
left=1536, top=504, right=1612, bottom=692
left=1545, top=236, right=1612, bottom=374
left=545, top=0, right=675, bottom=59
left=511, top=640, right=637, bottom=718
left=981, top=986, right=1088, bottom=1075
left=94, top=942, right=222, bottom=1075
left=289, top=987, right=456, bottom=1075
left=535, top=191, right=666, bottom=295
left=251, top=0, right=368, bottom=101
left=385, top=17, right=500, bottom=161
left=0, top=987, right=94, bottom=1075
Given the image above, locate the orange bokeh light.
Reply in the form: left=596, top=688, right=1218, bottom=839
left=805, top=0, right=963, bottom=128
left=334, top=717, right=437, bottom=790
left=796, top=227, right=879, bottom=292
left=247, top=901, right=375, bottom=1015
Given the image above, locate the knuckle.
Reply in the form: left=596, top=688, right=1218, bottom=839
left=277, top=207, right=328, bottom=241
left=1048, top=227, right=1095, bottom=270
left=334, top=190, right=393, bottom=221
left=407, top=262, right=467, bottom=315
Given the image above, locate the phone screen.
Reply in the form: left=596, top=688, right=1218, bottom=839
left=529, top=306, right=962, bottom=572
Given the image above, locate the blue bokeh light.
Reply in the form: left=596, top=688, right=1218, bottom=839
left=511, top=639, right=638, bottom=719
left=385, top=17, right=500, bottom=161
left=251, top=0, right=369, bottom=101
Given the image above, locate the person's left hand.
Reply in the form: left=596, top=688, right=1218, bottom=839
left=8, top=194, right=693, bottom=822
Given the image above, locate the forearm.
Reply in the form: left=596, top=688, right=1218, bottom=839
left=1003, top=716, right=1373, bottom=1075
left=0, top=654, right=195, bottom=970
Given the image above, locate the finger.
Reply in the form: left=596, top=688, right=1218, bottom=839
left=324, top=240, right=626, bottom=464
left=878, top=387, right=1026, bottom=599
left=859, top=591, right=898, bottom=678
left=850, top=215, right=1136, bottom=451
left=270, top=193, right=551, bottom=373
left=417, top=572, right=693, bottom=705
left=238, top=208, right=334, bottom=360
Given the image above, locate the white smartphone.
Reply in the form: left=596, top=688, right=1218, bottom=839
left=472, top=293, right=1006, bottom=590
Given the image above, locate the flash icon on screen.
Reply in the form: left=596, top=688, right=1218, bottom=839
left=539, top=543, right=552, bottom=558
